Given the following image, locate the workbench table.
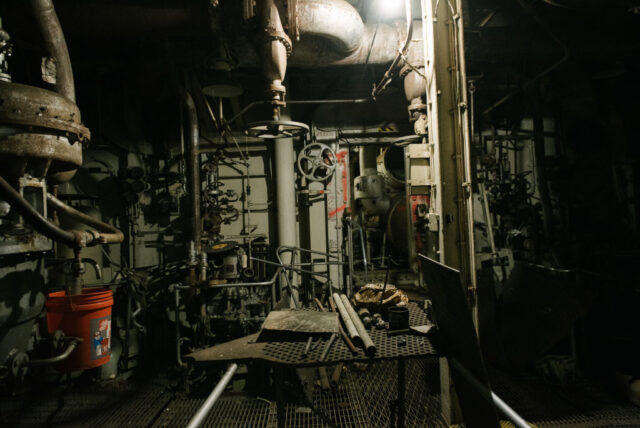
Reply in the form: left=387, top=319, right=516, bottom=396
left=187, top=302, right=440, bottom=427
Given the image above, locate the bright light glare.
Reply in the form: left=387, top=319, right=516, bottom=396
left=376, top=0, right=403, bottom=16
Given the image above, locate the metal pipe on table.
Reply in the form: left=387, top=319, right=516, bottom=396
left=449, top=358, right=531, bottom=428
left=332, top=293, right=360, bottom=343
left=186, top=363, right=238, bottom=428
left=339, top=294, right=376, bottom=355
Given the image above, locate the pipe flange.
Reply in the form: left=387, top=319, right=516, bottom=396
left=245, top=120, right=309, bottom=139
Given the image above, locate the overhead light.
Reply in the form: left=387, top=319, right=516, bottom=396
left=376, top=0, right=404, bottom=17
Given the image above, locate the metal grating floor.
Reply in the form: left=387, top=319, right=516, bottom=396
left=489, top=368, right=640, bottom=428
left=153, top=359, right=445, bottom=427
left=4, top=364, right=639, bottom=427
left=0, top=378, right=174, bottom=427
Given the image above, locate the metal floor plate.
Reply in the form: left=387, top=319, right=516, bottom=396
left=4, top=364, right=638, bottom=427
left=489, top=368, right=640, bottom=428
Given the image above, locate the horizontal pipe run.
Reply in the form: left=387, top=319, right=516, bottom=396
left=186, top=363, right=238, bottom=428
left=226, top=98, right=370, bottom=126
left=332, top=292, right=360, bottom=344
left=193, top=268, right=281, bottom=289
left=47, top=193, right=124, bottom=243
left=26, top=339, right=79, bottom=366
left=339, top=294, right=376, bottom=355
left=0, top=175, right=77, bottom=246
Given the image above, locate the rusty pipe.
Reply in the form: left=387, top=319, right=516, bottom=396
left=0, top=176, right=122, bottom=247
left=183, top=91, right=202, bottom=251
left=46, top=193, right=124, bottom=244
left=31, top=0, right=75, bottom=103
left=0, top=175, right=76, bottom=245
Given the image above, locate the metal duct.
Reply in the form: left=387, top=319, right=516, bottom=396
left=288, top=0, right=407, bottom=66
left=296, top=0, right=364, bottom=53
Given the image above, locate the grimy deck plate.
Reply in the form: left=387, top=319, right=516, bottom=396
left=262, top=310, right=339, bottom=334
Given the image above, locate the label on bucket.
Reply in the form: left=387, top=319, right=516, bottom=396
left=91, top=316, right=111, bottom=360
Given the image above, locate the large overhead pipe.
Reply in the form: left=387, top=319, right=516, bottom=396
left=31, top=0, right=75, bottom=103
left=289, top=0, right=405, bottom=67
left=183, top=91, right=202, bottom=251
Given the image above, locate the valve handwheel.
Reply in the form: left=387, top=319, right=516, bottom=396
left=245, top=120, right=309, bottom=139
left=297, top=143, right=337, bottom=181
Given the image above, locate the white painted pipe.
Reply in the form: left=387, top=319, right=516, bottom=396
left=332, top=292, right=360, bottom=343
left=340, top=294, right=376, bottom=355
left=275, top=136, right=298, bottom=307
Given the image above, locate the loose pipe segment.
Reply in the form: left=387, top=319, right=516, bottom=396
left=332, top=292, right=360, bottom=344
left=340, top=294, right=376, bottom=355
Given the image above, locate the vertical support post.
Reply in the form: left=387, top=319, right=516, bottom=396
left=423, top=0, right=477, bottom=423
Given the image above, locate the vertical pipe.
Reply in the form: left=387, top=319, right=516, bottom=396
left=275, top=136, right=298, bottom=307
left=31, top=0, right=75, bottom=103
left=359, top=146, right=377, bottom=176
left=183, top=91, right=202, bottom=252
left=274, top=110, right=299, bottom=308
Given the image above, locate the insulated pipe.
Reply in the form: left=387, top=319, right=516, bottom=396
left=359, top=146, right=377, bottom=176
left=47, top=193, right=124, bottom=244
left=297, top=0, right=364, bottom=53
left=31, top=0, right=75, bottom=103
left=339, top=294, right=376, bottom=355
left=332, top=292, right=360, bottom=343
left=275, top=135, right=298, bottom=307
left=289, top=23, right=401, bottom=67
left=372, top=0, right=413, bottom=97
left=183, top=91, right=202, bottom=251
left=186, top=363, right=238, bottom=428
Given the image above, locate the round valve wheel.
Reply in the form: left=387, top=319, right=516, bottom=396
left=297, top=143, right=337, bottom=181
left=245, top=120, right=309, bottom=139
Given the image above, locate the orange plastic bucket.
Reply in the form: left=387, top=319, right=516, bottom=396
left=45, top=288, right=113, bottom=371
